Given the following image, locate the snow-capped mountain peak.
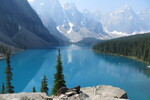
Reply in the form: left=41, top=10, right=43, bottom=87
left=82, top=9, right=91, bottom=14
left=57, top=2, right=106, bottom=42
left=62, top=3, right=77, bottom=10
left=123, top=5, right=131, bottom=9
left=28, top=1, right=150, bottom=42
left=114, top=5, right=132, bottom=14
left=99, top=5, right=148, bottom=34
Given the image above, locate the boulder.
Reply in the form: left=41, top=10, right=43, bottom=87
left=57, top=86, right=81, bottom=97
left=0, top=92, right=52, bottom=100
left=57, top=87, right=69, bottom=96
left=68, top=86, right=81, bottom=94
left=0, top=85, right=129, bottom=100
left=52, top=85, right=128, bottom=100
left=81, top=85, right=128, bottom=100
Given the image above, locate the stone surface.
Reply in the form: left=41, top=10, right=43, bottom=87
left=0, top=85, right=129, bottom=100
left=52, top=85, right=128, bottom=100
left=81, top=85, right=128, bottom=99
left=0, top=92, right=52, bottom=100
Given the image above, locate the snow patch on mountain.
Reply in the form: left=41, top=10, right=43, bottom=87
left=54, top=2, right=106, bottom=42
left=104, top=27, right=149, bottom=39
left=104, top=28, right=129, bottom=38
left=28, top=0, right=34, bottom=2
left=67, top=23, right=74, bottom=34
left=100, top=5, right=147, bottom=34
left=28, top=0, right=150, bottom=42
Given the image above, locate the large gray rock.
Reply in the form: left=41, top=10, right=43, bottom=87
left=0, top=92, right=52, bottom=100
left=81, top=85, right=128, bottom=100
left=0, top=85, right=128, bottom=100
left=52, top=85, right=128, bottom=100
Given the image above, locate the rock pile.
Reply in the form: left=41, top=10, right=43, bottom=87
left=0, top=93, right=52, bottom=100
left=0, top=85, right=129, bottom=100
left=52, top=85, right=128, bottom=100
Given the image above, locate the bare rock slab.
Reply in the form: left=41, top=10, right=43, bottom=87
left=52, top=85, right=128, bottom=100
left=0, top=92, right=52, bottom=100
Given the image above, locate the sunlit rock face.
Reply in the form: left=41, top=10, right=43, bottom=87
left=0, top=93, right=51, bottom=100
left=51, top=85, right=128, bottom=100
left=28, top=0, right=69, bottom=41
left=101, top=5, right=146, bottom=34
left=28, top=0, right=106, bottom=42
left=94, top=5, right=150, bottom=35
left=0, top=85, right=128, bottom=100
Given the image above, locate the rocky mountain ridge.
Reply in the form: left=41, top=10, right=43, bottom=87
left=0, top=0, right=63, bottom=49
left=29, top=0, right=106, bottom=42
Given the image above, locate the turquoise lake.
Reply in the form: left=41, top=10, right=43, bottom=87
left=0, top=45, right=150, bottom=100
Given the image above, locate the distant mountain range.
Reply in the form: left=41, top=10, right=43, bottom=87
left=29, top=0, right=107, bottom=42
left=0, top=0, right=64, bottom=49
left=0, top=0, right=149, bottom=48
left=94, top=5, right=150, bottom=36
left=28, top=0, right=150, bottom=42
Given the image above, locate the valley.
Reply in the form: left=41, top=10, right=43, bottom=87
left=0, top=0, right=149, bottom=100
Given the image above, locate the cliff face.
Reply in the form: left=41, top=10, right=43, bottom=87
left=0, top=0, right=62, bottom=49
left=0, top=85, right=129, bottom=100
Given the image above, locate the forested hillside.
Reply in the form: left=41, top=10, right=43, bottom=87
left=76, top=37, right=102, bottom=46
left=92, top=33, right=150, bottom=63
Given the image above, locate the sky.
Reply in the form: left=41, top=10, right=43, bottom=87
left=59, top=0, right=150, bottom=13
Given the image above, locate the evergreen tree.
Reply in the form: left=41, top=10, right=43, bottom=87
left=51, top=49, right=66, bottom=95
left=92, top=33, right=150, bottom=63
left=1, top=82, right=5, bottom=94
left=32, top=87, right=36, bottom=92
left=5, top=51, right=14, bottom=93
left=40, top=75, right=49, bottom=95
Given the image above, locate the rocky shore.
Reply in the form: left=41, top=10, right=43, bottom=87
left=0, top=85, right=129, bottom=100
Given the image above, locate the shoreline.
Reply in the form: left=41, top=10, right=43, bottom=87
left=92, top=50, right=150, bottom=65
left=0, top=47, right=23, bottom=60
left=0, top=54, right=5, bottom=60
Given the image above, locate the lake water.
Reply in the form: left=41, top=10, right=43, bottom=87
left=0, top=45, right=150, bottom=100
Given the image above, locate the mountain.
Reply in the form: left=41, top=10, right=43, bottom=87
left=28, top=0, right=69, bottom=41
left=139, top=7, right=150, bottom=31
left=58, top=3, right=107, bottom=42
left=93, top=33, right=150, bottom=63
left=28, top=1, right=107, bottom=42
left=76, top=37, right=102, bottom=46
left=28, top=1, right=150, bottom=42
left=100, top=5, right=147, bottom=34
left=81, top=9, right=93, bottom=19
left=0, top=0, right=63, bottom=49
left=91, top=5, right=149, bottom=37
